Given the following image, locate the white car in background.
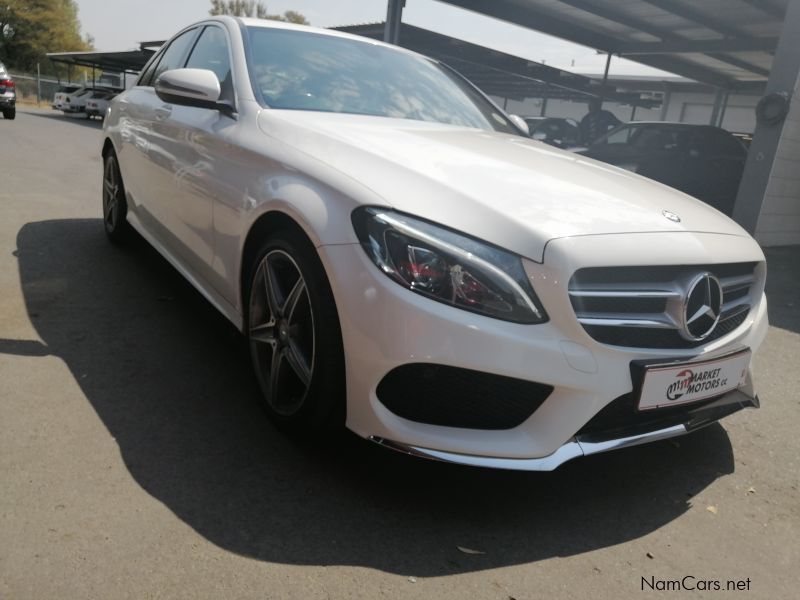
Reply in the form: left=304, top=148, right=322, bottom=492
left=101, top=17, right=768, bottom=470
left=62, top=88, right=116, bottom=116
left=86, top=93, right=116, bottom=119
left=52, top=84, right=83, bottom=110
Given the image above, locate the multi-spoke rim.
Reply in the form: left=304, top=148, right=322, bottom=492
left=103, top=158, right=120, bottom=230
left=249, top=249, right=315, bottom=416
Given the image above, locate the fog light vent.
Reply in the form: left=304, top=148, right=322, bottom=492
left=376, top=364, right=553, bottom=430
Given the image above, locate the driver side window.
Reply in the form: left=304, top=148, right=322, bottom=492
left=140, top=28, right=199, bottom=87
left=185, top=26, right=234, bottom=104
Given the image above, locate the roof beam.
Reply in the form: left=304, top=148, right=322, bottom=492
left=435, top=0, right=620, bottom=51
left=553, top=0, right=674, bottom=40
left=706, top=53, right=771, bottom=77
left=435, top=0, right=741, bottom=89
left=554, top=0, right=770, bottom=79
left=639, top=0, right=750, bottom=38
left=617, top=36, right=779, bottom=54
left=738, top=0, right=786, bottom=19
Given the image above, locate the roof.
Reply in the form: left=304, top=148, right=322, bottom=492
left=437, top=0, right=787, bottom=91
left=336, top=23, right=660, bottom=106
left=47, top=49, right=156, bottom=74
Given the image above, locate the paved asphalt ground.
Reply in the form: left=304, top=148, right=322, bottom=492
left=1, top=107, right=798, bottom=599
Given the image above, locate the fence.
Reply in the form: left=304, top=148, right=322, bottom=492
left=8, top=71, right=63, bottom=105
left=9, top=65, right=121, bottom=105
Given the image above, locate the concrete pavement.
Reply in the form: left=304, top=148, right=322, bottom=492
left=1, top=107, right=798, bottom=599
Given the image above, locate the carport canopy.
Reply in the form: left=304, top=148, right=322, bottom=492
left=426, top=0, right=789, bottom=92
left=46, top=48, right=156, bottom=76
left=337, top=23, right=659, bottom=107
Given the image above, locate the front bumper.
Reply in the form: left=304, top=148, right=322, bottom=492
left=371, top=389, right=758, bottom=470
left=318, top=231, right=768, bottom=467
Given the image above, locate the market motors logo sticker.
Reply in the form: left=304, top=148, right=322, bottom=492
left=665, top=367, right=728, bottom=401
left=666, top=369, right=694, bottom=400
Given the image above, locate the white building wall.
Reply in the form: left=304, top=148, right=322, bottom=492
left=754, top=79, right=800, bottom=246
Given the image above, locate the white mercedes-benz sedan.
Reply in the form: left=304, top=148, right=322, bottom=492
left=101, top=17, right=768, bottom=470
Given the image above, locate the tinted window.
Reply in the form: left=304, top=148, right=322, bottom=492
left=246, top=27, right=516, bottom=133
left=186, top=26, right=231, bottom=84
left=186, top=26, right=233, bottom=102
left=603, top=125, right=634, bottom=145
left=688, top=128, right=746, bottom=157
left=147, top=29, right=198, bottom=86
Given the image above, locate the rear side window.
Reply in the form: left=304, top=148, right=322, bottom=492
left=140, top=28, right=198, bottom=87
left=690, top=128, right=747, bottom=157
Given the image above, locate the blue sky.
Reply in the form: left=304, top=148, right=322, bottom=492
left=75, top=0, right=670, bottom=76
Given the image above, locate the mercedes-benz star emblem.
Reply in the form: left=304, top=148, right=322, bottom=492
left=662, top=209, right=681, bottom=223
left=681, top=272, right=723, bottom=341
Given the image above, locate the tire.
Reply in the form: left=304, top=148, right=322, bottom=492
left=2, top=108, right=14, bottom=120
left=102, top=152, right=131, bottom=243
left=246, top=230, right=345, bottom=432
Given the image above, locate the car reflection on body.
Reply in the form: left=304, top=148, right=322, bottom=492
left=101, top=17, right=767, bottom=470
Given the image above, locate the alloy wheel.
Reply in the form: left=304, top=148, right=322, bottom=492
left=249, top=249, right=316, bottom=416
left=103, top=158, right=120, bottom=231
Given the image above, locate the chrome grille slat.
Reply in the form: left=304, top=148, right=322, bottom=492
left=720, top=301, right=751, bottom=320
left=720, top=274, right=756, bottom=291
left=569, top=263, right=758, bottom=349
left=576, top=316, right=676, bottom=329
left=568, top=288, right=680, bottom=298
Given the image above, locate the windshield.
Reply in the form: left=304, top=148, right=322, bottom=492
left=246, top=27, right=517, bottom=133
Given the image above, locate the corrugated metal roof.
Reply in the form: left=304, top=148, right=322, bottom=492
left=438, top=0, right=787, bottom=90
left=336, top=23, right=661, bottom=106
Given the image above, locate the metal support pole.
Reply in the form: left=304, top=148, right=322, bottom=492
left=502, top=97, right=508, bottom=110
left=36, top=63, right=41, bottom=105
left=540, top=84, right=549, bottom=116
left=384, top=0, right=405, bottom=45
left=709, top=88, right=725, bottom=126
left=600, top=52, right=612, bottom=101
left=733, top=0, right=800, bottom=233
left=630, top=105, right=637, bottom=121
left=717, top=92, right=730, bottom=128
left=659, top=86, right=672, bottom=121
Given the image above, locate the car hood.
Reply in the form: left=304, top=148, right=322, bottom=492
left=258, top=110, right=749, bottom=262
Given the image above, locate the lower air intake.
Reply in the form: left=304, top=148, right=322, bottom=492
left=376, top=364, right=553, bottom=430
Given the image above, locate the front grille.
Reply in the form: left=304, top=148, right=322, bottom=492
left=569, top=263, right=758, bottom=349
left=376, top=364, right=553, bottom=430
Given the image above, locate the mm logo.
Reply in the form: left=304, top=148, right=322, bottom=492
left=666, top=369, right=694, bottom=400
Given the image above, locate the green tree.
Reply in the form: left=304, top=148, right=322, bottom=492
left=0, top=0, right=92, bottom=72
left=209, top=0, right=309, bottom=24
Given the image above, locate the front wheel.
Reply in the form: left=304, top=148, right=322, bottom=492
left=246, top=231, right=345, bottom=432
left=102, top=152, right=131, bottom=243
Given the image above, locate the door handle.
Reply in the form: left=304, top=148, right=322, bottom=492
left=155, top=105, right=172, bottom=120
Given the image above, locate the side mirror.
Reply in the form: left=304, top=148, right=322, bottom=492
left=155, top=68, right=232, bottom=116
left=508, top=114, right=529, bottom=136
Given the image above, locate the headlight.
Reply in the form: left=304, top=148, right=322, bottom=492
left=352, top=207, right=547, bottom=324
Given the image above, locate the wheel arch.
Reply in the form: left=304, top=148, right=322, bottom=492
left=101, top=137, right=116, bottom=158
left=239, top=210, right=321, bottom=319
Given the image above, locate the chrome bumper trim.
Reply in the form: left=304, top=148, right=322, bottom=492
left=369, top=391, right=758, bottom=471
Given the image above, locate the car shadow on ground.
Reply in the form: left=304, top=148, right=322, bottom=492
left=11, top=218, right=736, bottom=576
left=21, top=108, right=104, bottom=130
